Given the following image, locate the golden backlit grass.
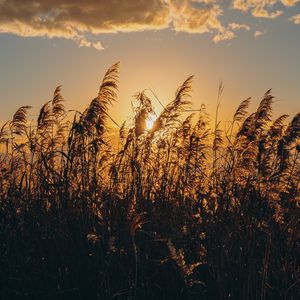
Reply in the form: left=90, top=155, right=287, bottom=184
left=0, top=63, right=299, bottom=300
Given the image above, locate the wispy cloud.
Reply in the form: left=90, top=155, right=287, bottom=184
left=170, top=0, right=223, bottom=34
left=229, top=23, right=251, bottom=31
left=213, top=30, right=236, bottom=43
left=254, top=30, right=264, bottom=37
left=233, top=0, right=299, bottom=18
left=290, top=13, right=300, bottom=23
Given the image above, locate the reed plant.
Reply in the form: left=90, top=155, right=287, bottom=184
left=0, top=63, right=299, bottom=299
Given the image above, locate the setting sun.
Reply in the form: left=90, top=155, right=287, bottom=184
left=146, top=114, right=157, bottom=130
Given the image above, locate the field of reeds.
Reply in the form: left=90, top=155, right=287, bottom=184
left=0, top=62, right=299, bottom=300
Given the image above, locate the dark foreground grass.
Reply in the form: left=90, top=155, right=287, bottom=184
left=0, top=63, right=299, bottom=299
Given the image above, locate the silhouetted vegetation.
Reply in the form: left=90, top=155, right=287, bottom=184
left=0, top=63, right=299, bottom=299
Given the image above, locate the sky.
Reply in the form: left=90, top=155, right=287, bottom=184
left=0, top=0, right=300, bottom=126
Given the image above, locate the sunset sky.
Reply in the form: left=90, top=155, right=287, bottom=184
left=0, top=0, right=299, bottom=125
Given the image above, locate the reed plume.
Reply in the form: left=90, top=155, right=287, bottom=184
left=0, top=63, right=299, bottom=300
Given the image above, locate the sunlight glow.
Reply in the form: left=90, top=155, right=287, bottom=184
left=146, top=114, right=157, bottom=130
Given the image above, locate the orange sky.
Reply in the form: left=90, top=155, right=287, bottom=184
left=0, top=0, right=299, bottom=126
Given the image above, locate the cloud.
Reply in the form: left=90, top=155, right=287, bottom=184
left=281, top=0, right=300, bottom=6
left=0, top=0, right=171, bottom=49
left=290, top=13, right=300, bottom=23
left=93, top=42, right=105, bottom=51
left=232, top=1, right=282, bottom=18
left=0, top=0, right=235, bottom=47
left=254, top=30, right=264, bottom=37
left=213, top=30, right=236, bottom=43
left=0, top=0, right=299, bottom=48
left=229, top=23, right=250, bottom=30
left=169, top=1, right=245, bottom=44
left=252, top=8, right=283, bottom=18
left=169, top=0, right=224, bottom=34
left=232, top=0, right=299, bottom=18
left=211, top=22, right=252, bottom=43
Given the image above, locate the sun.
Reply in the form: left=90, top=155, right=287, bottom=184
left=146, top=114, right=157, bottom=130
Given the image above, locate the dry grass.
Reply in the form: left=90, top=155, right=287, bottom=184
left=0, top=62, right=299, bottom=300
